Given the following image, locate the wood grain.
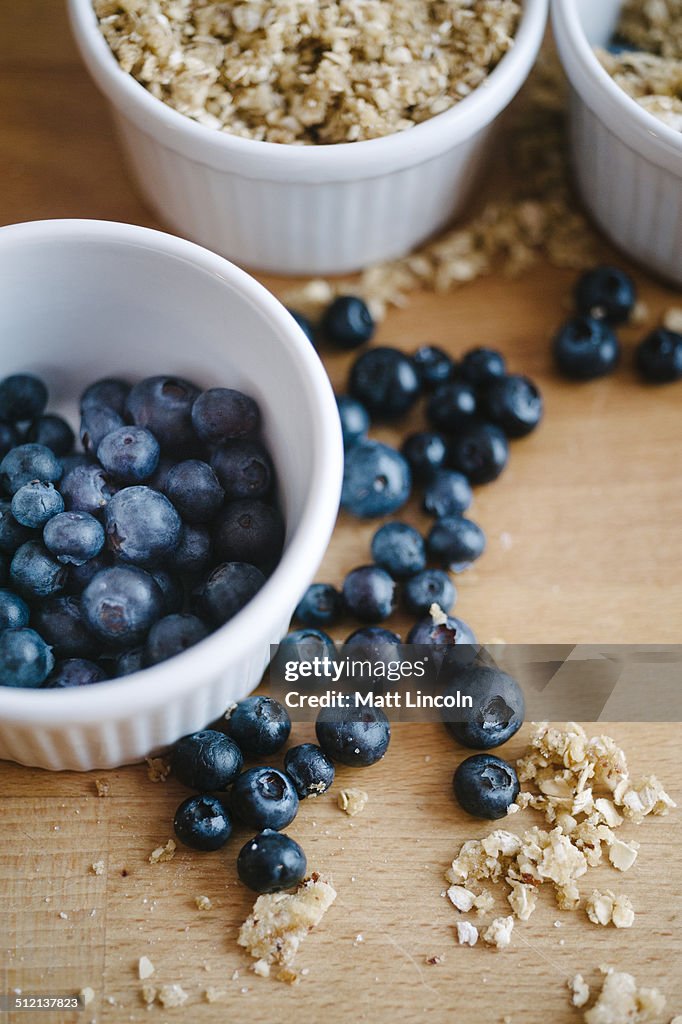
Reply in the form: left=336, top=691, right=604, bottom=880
left=1, top=4, right=681, bottom=1023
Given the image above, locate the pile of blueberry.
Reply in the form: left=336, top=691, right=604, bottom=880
left=0, top=372, right=284, bottom=688
left=169, top=693, right=389, bottom=893
left=553, top=265, right=682, bottom=383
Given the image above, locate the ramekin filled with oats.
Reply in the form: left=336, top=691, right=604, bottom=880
left=553, top=0, right=682, bottom=287
left=68, top=0, right=547, bottom=274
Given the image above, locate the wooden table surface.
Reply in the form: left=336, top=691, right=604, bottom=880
left=1, top=5, right=681, bottom=1024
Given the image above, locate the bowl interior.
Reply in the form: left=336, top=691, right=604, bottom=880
left=573, top=0, right=620, bottom=45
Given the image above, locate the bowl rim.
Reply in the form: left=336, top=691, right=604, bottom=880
left=0, top=218, right=343, bottom=724
left=67, top=0, right=549, bottom=175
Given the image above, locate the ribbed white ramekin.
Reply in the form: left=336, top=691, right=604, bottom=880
left=67, top=0, right=548, bottom=275
left=553, top=0, right=682, bottom=287
left=0, top=220, right=343, bottom=771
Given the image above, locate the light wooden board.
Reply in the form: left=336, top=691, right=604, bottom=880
left=0, top=5, right=681, bottom=1023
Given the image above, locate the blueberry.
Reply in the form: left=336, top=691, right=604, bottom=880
left=401, top=431, right=448, bottom=482
left=173, top=794, right=233, bottom=851
left=164, top=460, right=224, bottom=523
left=11, top=541, right=67, bottom=599
left=574, top=265, right=636, bottom=325
left=231, top=767, right=299, bottom=831
left=442, top=665, right=525, bottom=749
left=61, top=464, right=115, bottom=515
left=80, top=404, right=125, bottom=455
left=126, top=375, right=201, bottom=452
left=25, top=415, right=75, bottom=456
left=80, top=377, right=130, bottom=416
left=412, top=345, right=454, bottom=389
left=483, top=374, right=543, bottom=437
left=169, top=523, right=212, bottom=576
left=342, top=565, right=395, bottom=623
left=226, top=695, right=291, bottom=757
left=0, top=589, right=30, bottom=630
left=11, top=481, right=64, bottom=528
left=449, top=422, right=509, bottom=484
left=149, top=568, right=184, bottom=614
left=342, top=626, right=401, bottom=671
left=635, top=328, right=682, bottom=383
left=403, top=569, right=456, bottom=616
left=287, top=309, right=317, bottom=345
left=32, top=596, right=98, bottom=659
left=427, top=515, right=486, bottom=571
left=116, top=647, right=145, bottom=676
left=81, top=565, right=164, bottom=647
left=0, top=500, right=32, bottom=554
left=458, top=348, right=506, bottom=387
left=407, top=614, right=476, bottom=647
left=0, top=554, right=6, bottom=586
left=370, top=522, right=425, bottom=580
left=0, top=423, right=20, bottom=461
left=43, top=511, right=105, bottom=566
left=0, top=443, right=62, bottom=495
left=336, top=395, right=370, bottom=450
left=214, top=499, right=284, bottom=572
left=349, top=347, right=420, bottom=419
left=426, top=382, right=477, bottom=432
left=0, top=374, right=48, bottom=423
left=148, top=456, right=174, bottom=492
left=341, top=440, right=411, bottom=518
left=211, top=440, right=274, bottom=501
left=284, top=744, right=335, bottom=799
left=171, top=729, right=243, bottom=790
left=105, top=486, right=181, bottom=566
left=0, top=627, right=54, bottom=687
left=66, top=553, right=111, bottom=595
left=191, top=387, right=261, bottom=445
left=45, top=658, right=107, bottom=688
left=143, top=613, right=208, bottom=666
left=453, top=754, right=520, bottom=819
left=316, top=701, right=390, bottom=766
left=294, top=583, right=343, bottom=628
left=97, top=426, right=160, bottom=483
left=423, top=470, right=473, bottom=518
left=193, top=561, right=265, bottom=626
left=553, top=315, right=620, bottom=380
left=321, top=295, right=375, bottom=349
left=237, top=829, right=307, bottom=893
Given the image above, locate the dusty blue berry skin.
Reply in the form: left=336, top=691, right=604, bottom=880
left=403, top=569, right=456, bottom=616
left=321, top=295, right=375, bottom=349
left=45, top=658, right=108, bottom=688
left=149, top=569, right=184, bottom=614
left=33, top=596, right=98, bottom=659
left=0, top=423, right=20, bottom=460
left=574, top=265, right=636, bottom=325
left=169, top=523, right=212, bottom=576
left=458, top=347, right=506, bottom=387
left=349, top=347, right=421, bottom=419
left=143, top=613, right=209, bottom=666
left=426, top=381, right=477, bottom=433
left=342, top=565, right=396, bottom=623
left=371, top=522, right=426, bottom=580
left=427, top=515, right=486, bottom=571
left=449, top=422, right=509, bottom=485
left=43, top=511, right=105, bottom=566
left=295, top=583, right=343, bottom=628
left=126, top=375, right=201, bottom=452
left=97, top=426, right=160, bottom=483
left=191, top=387, right=260, bottom=445
left=0, top=443, right=62, bottom=495
left=401, top=431, right=448, bottom=482
left=0, top=589, right=30, bottom=630
left=336, top=395, right=370, bottom=450
left=316, top=703, right=391, bottom=766
left=81, top=565, right=164, bottom=648
left=237, top=829, right=307, bottom=893
left=105, top=486, right=181, bottom=566
left=412, top=345, right=454, bottom=389
left=60, top=464, right=115, bottom=515
left=453, top=754, right=520, bottom=819
left=443, top=665, right=525, bottom=749
left=164, top=460, right=224, bottom=523
left=407, top=614, right=476, bottom=647
left=287, top=309, right=317, bottom=345
left=0, top=500, right=33, bottom=554
left=11, top=481, right=64, bottom=528
left=214, top=499, right=284, bottom=572
left=26, top=415, right=75, bottom=457
left=80, top=377, right=131, bottom=416
left=284, top=744, right=335, bottom=799
left=194, top=561, right=265, bottom=626
left=0, top=374, right=48, bottom=422
left=211, top=439, right=274, bottom=501
left=173, top=794, right=233, bottom=851
left=226, top=696, right=291, bottom=757
left=483, top=374, right=543, bottom=438
left=271, top=629, right=337, bottom=681
left=80, top=403, right=125, bottom=455
left=231, top=767, right=299, bottom=831
left=553, top=316, right=620, bottom=380
left=0, top=627, right=54, bottom=687
left=10, top=541, right=68, bottom=600
left=116, top=647, right=145, bottom=676
left=67, top=553, right=111, bottom=595
left=171, top=729, right=243, bottom=791
left=342, top=626, right=401, bottom=671
left=423, top=470, right=472, bottom=518
left=636, top=328, right=682, bottom=383
left=341, top=441, right=411, bottom=518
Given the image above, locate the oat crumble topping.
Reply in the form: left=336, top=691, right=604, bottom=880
left=90, top=860, right=105, bottom=875
left=583, top=967, right=666, bottom=1024
left=455, top=920, right=479, bottom=947
left=194, top=894, right=213, bottom=910
left=138, top=956, right=156, bottom=980
left=149, top=838, right=177, bottom=864
left=338, top=788, right=369, bottom=816
left=145, top=756, right=171, bottom=782
left=569, top=974, right=590, bottom=1010
left=94, top=778, right=110, bottom=797
left=482, top=915, right=514, bottom=950
left=585, top=890, right=635, bottom=929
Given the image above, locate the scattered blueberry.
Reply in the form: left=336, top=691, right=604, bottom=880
left=574, top=265, right=636, bottom=325
left=11, top=481, right=64, bottom=529
left=0, top=589, right=30, bottom=630
left=60, top=464, right=115, bottom=515
left=105, top=486, right=181, bottom=566
left=483, top=374, right=543, bottom=437
left=80, top=377, right=130, bottom=416
left=0, top=627, right=54, bottom=687
left=401, top=431, right=448, bottom=482
left=321, top=295, right=375, bottom=349
left=342, top=565, right=395, bottom=623
left=427, top=515, right=486, bottom=571
left=173, top=794, right=233, bottom=851
left=33, top=595, right=98, bottom=659
left=171, top=729, right=243, bottom=790
left=458, top=347, right=506, bottom=387
left=143, top=613, right=209, bottom=666
left=442, top=664, right=525, bottom=749
left=371, top=522, right=425, bottom=580
left=316, top=701, right=390, bottom=766
left=407, top=614, right=476, bottom=647
left=225, top=696, right=291, bottom=757
left=10, top=541, right=68, bottom=599
left=288, top=309, right=316, bottom=345
left=97, top=426, right=160, bottom=483
left=45, top=658, right=107, bottom=688
left=191, top=387, right=260, bottom=445
left=0, top=374, right=48, bottom=422
left=271, top=628, right=337, bottom=681
left=169, top=523, right=212, bottom=576
left=43, top=511, right=105, bottom=566
left=349, top=347, right=421, bottom=419
left=81, top=565, right=164, bottom=648
left=0, top=443, right=62, bottom=495
left=336, top=395, right=370, bottom=450
left=341, top=440, right=411, bottom=518
left=553, top=315, right=620, bottom=380
left=403, top=569, right=456, bottom=616
left=25, top=415, right=75, bottom=456
left=126, top=375, right=201, bottom=452
left=164, top=460, right=224, bottom=523
left=412, top=345, right=454, bottom=389
left=453, top=754, right=520, bottom=819
left=284, top=743, right=335, bottom=799
left=193, top=561, right=265, bottom=626
left=449, top=422, right=509, bottom=484
left=230, top=767, right=299, bottom=831
left=295, top=583, right=343, bottom=628
left=211, top=440, right=274, bottom=501
left=214, top=499, right=284, bottom=572
left=237, top=829, right=307, bottom=893
left=80, top=403, right=125, bottom=455
left=342, top=626, right=401, bottom=670
left=423, top=470, right=472, bottom=518
left=426, top=381, right=477, bottom=432
left=635, top=328, right=682, bottom=383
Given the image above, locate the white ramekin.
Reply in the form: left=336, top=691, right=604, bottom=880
left=553, top=0, right=682, bottom=287
left=67, top=0, right=548, bottom=275
left=0, top=219, right=343, bottom=771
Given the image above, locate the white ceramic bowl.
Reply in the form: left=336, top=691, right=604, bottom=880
left=0, top=219, right=343, bottom=771
left=67, top=0, right=548, bottom=275
left=553, top=0, right=682, bottom=286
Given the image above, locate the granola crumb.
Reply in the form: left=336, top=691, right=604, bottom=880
left=194, top=895, right=213, bottom=911
left=204, top=987, right=228, bottom=1003
left=157, top=984, right=188, bottom=1008
left=149, top=839, right=176, bottom=864
left=140, top=985, right=157, bottom=1006
left=586, top=890, right=635, bottom=929
left=58, top=911, right=68, bottom=920
left=145, top=756, right=171, bottom=783
left=483, top=916, right=514, bottom=950
left=426, top=954, right=446, bottom=965
left=94, top=778, right=110, bottom=798
left=252, top=960, right=271, bottom=978
left=90, top=860, right=105, bottom=876
left=276, top=968, right=300, bottom=985
left=663, top=307, right=682, bottom=333
left=337, top=788, right=369, bottom=817
left=584, top=967, right=665, bottom=1024
left=138, top=956, right=155, bottom=981
left=455, top=921, right=479, bottom=947
left=569, top=974, right=590, bottom=1009
left=630, top=300, right=650, bottom=326
left=446, top=885, right=476, bottom=913
left=79, top=987, right=95, bottom=1007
